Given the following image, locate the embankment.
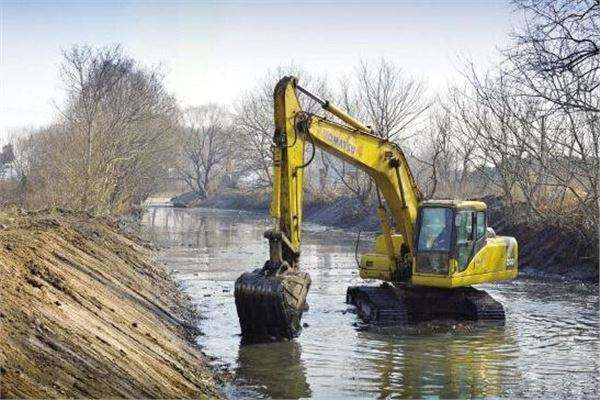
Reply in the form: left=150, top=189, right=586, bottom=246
left=0, top=209, right=220, bottom=398
left=174, top=190, right=598, bottom=283
left=184, top=190, right=381, bottom=231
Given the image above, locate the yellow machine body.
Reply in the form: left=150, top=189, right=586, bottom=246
left=360, top=201, right=518, bottom=288
left=360, top=233, right=405, bottom=281
left=268, top=76, right=518, bottom=289
left=235, top=76, right=518, bottom=339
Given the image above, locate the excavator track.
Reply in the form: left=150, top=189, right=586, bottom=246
left=346, top=285, right=410, bottom=326
left=234, top=267, right=311, bottom=341
left=346, top=284, right=505, bottom=327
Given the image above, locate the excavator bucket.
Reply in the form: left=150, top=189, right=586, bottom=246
left=234, top=267, right=311, bottom=341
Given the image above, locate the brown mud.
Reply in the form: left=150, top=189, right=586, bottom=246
left=0, top=208, right=220, bottom=398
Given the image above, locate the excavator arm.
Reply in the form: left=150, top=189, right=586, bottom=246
left=270, top=76, right=422, bottom=272
left=235, top=76, right=423, bottom=340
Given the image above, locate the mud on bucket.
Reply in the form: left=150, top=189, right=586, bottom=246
left=234, top=267, right=311, bottom=341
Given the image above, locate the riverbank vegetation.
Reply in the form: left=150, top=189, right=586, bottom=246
left=1, top=0, right=597, bottom=270
left=1, top=45, right=180, bottom=214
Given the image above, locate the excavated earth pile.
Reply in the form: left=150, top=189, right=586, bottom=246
left=0, top=209, right=219, bottom=399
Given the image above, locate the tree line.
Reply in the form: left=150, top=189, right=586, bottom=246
left=0, top=0, right=597, bottom=253
left=1, top=45, right=179, bottom=214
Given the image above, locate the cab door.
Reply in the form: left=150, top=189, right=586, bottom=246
left=471, top=211, right=488, bottom=269
left=455, top=211, right=474, bottom=272
left=455, top=210, right=487, bottom=272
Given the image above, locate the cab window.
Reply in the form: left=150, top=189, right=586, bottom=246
left=456, top=211, right=474, bottom=271
left=476, top=211, right=486, bottom=240
left=417, top=207, right=453, bottom=252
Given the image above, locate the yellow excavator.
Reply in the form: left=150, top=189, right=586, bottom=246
left=234, top=77, right=518, bottom=340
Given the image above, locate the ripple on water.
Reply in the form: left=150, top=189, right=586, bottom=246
left=140, top=207, right=599, bottom=399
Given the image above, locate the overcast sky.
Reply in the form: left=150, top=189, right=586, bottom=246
left=0, top=0, right=516, bottom=140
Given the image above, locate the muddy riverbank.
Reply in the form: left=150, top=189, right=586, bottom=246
left=174, top=190, right=598, bottom=283
left=0, top=209, right=220, bottom=398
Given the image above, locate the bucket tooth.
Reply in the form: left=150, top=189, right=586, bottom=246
left=234, top=268, right=311, bottom=341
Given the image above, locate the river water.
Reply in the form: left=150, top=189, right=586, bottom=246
left=140, top=206, right=599, bottom=399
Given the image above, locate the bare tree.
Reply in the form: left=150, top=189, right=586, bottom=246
left=0, top=44, right=179, bottom=213
left=234, top=87, right=276, bottom=188
left=506, top=0, right=600, bottom=112
left=234, top=65, right=329, bottom=188
left=356, top=59, right=430, bottom=140
left=324, top=59, right=430, bottom=208
left=179, top=105, right=232, bottom=199
left=58, top=44, right=180, bottom=213
left=501, top=0, right=599, bottom=249
left=411, top=105, right=477, bottom=199
left=451, top=60, right=599, bottom=247
left=321, top=76, right=374, bottom=207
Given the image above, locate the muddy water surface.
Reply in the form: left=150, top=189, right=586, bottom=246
left=141, top=206, right=599, bottom=399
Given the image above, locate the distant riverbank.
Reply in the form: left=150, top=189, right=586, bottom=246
left=172, top=190, right=598, bottom=284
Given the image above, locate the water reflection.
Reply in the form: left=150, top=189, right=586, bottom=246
left=236, top=341, right=311, bottom=399
left=140, top=207, right=599, bottom=399
left=356, top=326, right=518, bottom=398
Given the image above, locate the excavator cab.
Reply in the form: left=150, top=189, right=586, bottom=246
left=360, top=200, right=518, bottom=288
left=413, top=201, right=518, bottom=287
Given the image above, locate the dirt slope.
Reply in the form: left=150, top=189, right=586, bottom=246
left=0, top=209, right=219, bottom=398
